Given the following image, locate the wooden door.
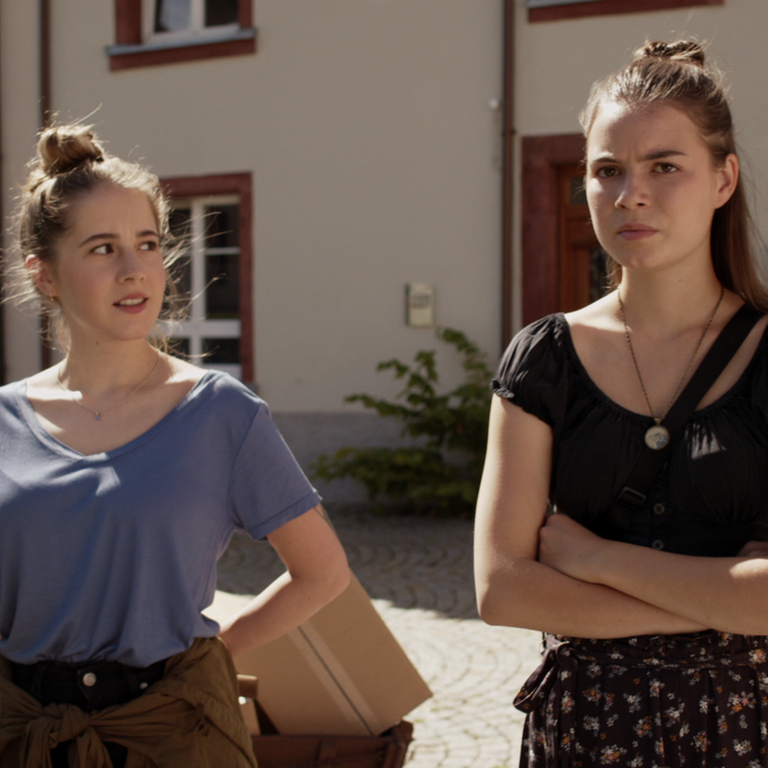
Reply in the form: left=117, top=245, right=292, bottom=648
left=557, top=164, right=609, bottom=313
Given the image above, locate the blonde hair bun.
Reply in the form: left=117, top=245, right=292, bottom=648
left=37, top=125, right=105, bottom=177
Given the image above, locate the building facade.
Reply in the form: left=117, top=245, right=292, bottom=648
left=1, top=0, right=764, bottom=501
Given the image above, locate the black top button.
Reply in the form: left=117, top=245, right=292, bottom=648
left=652, top=539, right=664, bottom=550
left=654, top=503, right=665, bottom=515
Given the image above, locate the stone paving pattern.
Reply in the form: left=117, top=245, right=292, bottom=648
left=216, top=507, right=542, bottom=768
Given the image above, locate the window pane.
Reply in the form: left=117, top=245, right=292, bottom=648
left=169, top=337, right=190, bottom=357
left=167, top=208, right=192, bottom=319
left=205, top=0, right=239, bottom=27
left=155, top=0, right=192, bottom=32
left=204, top=204, right=239, bottom=248
left=169, top=207, right=192, bottom=239
left=203, top=338, right=240, bottom=364
left=166, top=254, right=192, bottom=319
left=164, top=193, right=245, bottom=379
left=173, top=255, right=192, bottom=297
left=205, top=254, right=239, bottom=318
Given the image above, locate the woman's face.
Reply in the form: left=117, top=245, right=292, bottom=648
left=585, top=100, right=738, bottom=278
left=32, top=184, right=167, bottom=348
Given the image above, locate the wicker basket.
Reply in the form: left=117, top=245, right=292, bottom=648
left=250, top=721, right=413, bottom=768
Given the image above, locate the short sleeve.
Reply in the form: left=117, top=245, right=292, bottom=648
left=491, top=314, right=570, bottom=428
left=228, top=402, right=321, bottom=540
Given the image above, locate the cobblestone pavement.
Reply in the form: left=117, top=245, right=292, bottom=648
left=214, top=507, right=542, bottom=768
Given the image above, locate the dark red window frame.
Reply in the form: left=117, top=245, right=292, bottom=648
left=529, top=0, right=723, bottom=23
left=111, top=0, right=255, bottom=71
left=161, top=173, right=255, bottom=385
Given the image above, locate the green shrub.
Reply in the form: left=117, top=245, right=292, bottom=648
left=310, top=327, right=493, bottom=516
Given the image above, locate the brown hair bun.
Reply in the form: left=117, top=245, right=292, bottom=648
left=638, top=40, right=706, bottom=67
left=37, top=125, right=105, bottom=177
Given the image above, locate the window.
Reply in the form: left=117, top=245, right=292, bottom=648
left=109, top=0, right=256, bottom=71
left=148, top=0, right=239, bottom=45
left=168, top=198, right=241, bottom=379
left=161, top=174, right=254, bottom=383
left=527, top=0, right=723, bottom=23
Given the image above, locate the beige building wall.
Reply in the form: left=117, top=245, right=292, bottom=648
left=1, top=0, right=504, bottom=417
left=6, top=3, right=768, bottom=391
left=512, top=0, right=768, bottom=332
left=7, top=2, right=765, bottom=499
left=0, top=2, right=48, bottom=381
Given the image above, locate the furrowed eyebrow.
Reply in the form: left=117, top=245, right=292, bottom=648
left=639, top=150, right=687, bottom=162
left=590, top=150, right=687, bottom=166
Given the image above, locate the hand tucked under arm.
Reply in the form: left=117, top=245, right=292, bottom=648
left=219, top=505, right=350, bottom=658
left=538, top=512, right=606, bottom=582
left=475, top=397, right=708, bottom=638
left=738, top=540, right=768, bottom=559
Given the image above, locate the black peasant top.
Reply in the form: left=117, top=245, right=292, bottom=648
left=492, top=313, right=768, bottom=557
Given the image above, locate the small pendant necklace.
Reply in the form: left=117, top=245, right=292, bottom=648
left=56, top=352, right=161, bottom=421
left=617, top=286, right=724, bottom=451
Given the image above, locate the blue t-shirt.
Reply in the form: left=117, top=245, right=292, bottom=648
left=0, top=371, right=321, bottom=667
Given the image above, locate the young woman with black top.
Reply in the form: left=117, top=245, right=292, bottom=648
left=475, top=41, right=768, bottom=766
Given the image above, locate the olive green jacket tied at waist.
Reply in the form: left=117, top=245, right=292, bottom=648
left=0, top=637, right=258, bottom=768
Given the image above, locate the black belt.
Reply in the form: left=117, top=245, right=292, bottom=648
left=10, top=656, right=167, bottom=712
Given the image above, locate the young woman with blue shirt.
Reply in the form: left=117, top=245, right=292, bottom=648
left=0, top=124, right=349, bottom=767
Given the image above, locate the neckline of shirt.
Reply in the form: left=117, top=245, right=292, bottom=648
left=15, top=370, right=219, bottom=461
left=555, top=312, right=768, bottom=424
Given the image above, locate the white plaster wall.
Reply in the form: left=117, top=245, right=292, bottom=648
left=16, top=0, right=505, bottom=412
left=511, top=0, right=768, bottom=334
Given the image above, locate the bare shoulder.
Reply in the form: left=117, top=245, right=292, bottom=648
left=562, top=291, right=625, bottom=368
left=25, top=365, right=59, bottom=393
left=163, top=354, right=210, bottom=388
left=563, top=291, right=621, bottom=337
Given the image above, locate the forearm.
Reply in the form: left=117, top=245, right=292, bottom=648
left=587, top=539, right=768, bottom=635
left=220, top=505, right=350, bottom=657
left=476, top=556, right=708, bottom=638
left=475, top=399, right=705, bottom=638
left=219, top=565, right=350, bottom=658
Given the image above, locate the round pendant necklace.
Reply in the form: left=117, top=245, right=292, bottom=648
left=617, top=286, right=724, bottom=451
left=56, top=351, right=161, bottom=421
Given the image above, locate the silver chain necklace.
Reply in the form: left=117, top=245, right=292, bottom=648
left=617, top=286, right=724, bottom=450
left=56, top=352, right=161, bottom=421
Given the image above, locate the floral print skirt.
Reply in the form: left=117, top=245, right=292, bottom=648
left=514, top=632, right=768, bottom=767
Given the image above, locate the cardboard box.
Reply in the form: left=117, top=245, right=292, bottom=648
left=210, top=575, right=432, bottom=736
